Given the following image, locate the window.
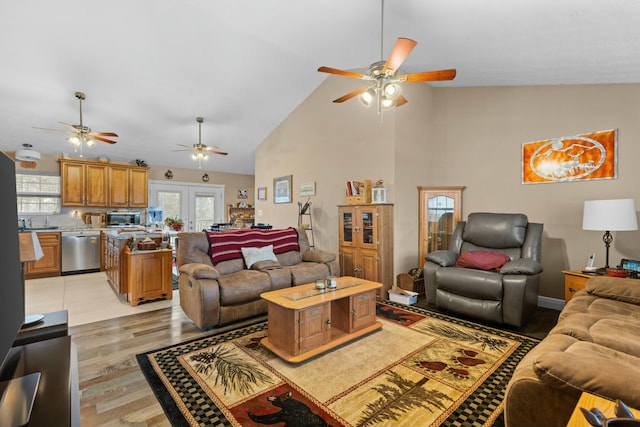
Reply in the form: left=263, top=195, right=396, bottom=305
left=16, top=173, right=61, bottom=215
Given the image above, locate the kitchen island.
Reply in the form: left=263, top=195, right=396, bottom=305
left=103, top=228, right=169, bottom=296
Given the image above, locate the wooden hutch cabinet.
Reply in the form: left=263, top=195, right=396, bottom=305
left=418, top=186, right=465, bottom=267
left=338, top=203, right=393, bottom=300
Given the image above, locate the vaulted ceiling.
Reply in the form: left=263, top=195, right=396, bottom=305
left=1, top=0, right=639, bottom=174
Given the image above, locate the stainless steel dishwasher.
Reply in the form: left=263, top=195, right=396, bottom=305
left=61, top=230, right=101, bottom=274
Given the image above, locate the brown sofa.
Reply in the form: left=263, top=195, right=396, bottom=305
left=504, top=275, right=640, bottom=426
left=176, top=226, right=340, bottom=329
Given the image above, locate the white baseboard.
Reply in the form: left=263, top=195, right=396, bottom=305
left=538, top=295, right=565, bottom=311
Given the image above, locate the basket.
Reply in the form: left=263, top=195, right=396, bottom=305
left=396, top=268, right=425, bottom=296
left=137, top=241, right=157, bottom=250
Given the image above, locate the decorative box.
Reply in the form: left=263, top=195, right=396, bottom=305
left=388, top=288, right=418, bottom=305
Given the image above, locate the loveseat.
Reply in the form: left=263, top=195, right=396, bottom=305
left=423, top=213, right=543, bottom=328
left=176, top=226, right=339, bottom=329
left=505, top=275, right=640, bottom=426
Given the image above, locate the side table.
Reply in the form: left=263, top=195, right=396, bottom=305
left=562, top=270, right=596, bottom=303
left=14, top=310, right=69, bottom=347
left=567, top=392, right=640, bottom=426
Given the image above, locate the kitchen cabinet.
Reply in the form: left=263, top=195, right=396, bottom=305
left=105, top=233, right=126, bottom=293
left=105, top=234, right=163, bottom=294
left=60, top=160, right=108, bottom=207
left=108, top=165, right=148, bottom=208
left=418, top=186, right=465, bottom=267
left=338, top=203, right=393, bottom=300
left=24, top=232, right=61, bottom=279
left=59, top=159, right=148, bottom=208
left=123, top=247, right=172, bottom=306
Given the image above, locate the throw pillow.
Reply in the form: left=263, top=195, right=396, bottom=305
left=455, top=250, right=511, bottom=271
left=241, top=245, right=278, bottom=269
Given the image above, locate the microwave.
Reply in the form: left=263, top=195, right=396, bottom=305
left=106, top=211, right=141, bottom=227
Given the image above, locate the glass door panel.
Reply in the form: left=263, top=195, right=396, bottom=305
left=361, top=212, right=374, bottom=245
left=427, top=195, right=454, bottom=251
left=341, top=212, right=353, bottom=243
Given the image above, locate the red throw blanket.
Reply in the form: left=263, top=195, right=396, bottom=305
left=206, top=227, right=299, bottom=265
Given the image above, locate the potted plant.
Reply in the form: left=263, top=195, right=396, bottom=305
left=165, top=216, right=184, bottom=231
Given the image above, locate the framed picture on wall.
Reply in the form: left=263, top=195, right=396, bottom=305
left=299, top=182, right=316, bottom=197
left=273, top=175, right=292, bottom=204
left=257, top=187, right=267, bottom=201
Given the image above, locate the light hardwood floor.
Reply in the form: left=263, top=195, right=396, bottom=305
left=25, top=272, right=262, bottom=426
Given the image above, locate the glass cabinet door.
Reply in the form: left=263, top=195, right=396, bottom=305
left=358, top=207, right=379, bottom=249
left=418, top=186, right=465, bottom=267
left=339, top=209, right=355, bottom=246
left=427, top=195, right=455, bottom=252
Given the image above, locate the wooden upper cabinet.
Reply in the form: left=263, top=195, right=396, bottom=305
left=60, top=159, right=148, bottom=208
left=108, top=165, right=130, bottom=207
left=85, top=163, right=108, bottom=206
left=128, top=168, right=148, bottom=207
left=108, top=166, right=148, bottom=207
left=60, top=161, right=85, bottom=206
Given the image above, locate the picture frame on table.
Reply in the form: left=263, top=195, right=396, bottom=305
left=273, top=175, right=292, bottom=204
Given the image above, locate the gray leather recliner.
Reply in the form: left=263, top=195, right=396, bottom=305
left=423, top=212, right=543, bottom=328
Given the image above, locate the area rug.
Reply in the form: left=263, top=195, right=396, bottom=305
left=136, top=301, right=539, bottom=426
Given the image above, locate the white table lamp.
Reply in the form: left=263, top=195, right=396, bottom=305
left=582, top=198, right=638, bottom=272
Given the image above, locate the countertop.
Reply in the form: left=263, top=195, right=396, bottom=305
left=19, top=227, right=172, bottom=239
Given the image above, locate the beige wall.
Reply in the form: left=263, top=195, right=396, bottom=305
left=256, top=80, right=640, bottom=301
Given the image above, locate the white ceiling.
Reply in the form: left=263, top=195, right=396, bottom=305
left=1, top=0, right=639, bottom=174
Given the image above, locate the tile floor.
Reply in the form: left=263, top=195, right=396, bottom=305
left=25, top=271, right=180, bottom=327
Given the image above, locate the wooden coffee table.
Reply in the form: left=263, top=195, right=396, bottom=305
left=260, top=276, right=382, bottom=363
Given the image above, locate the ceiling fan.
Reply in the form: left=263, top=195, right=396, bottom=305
left=33, top=91, right=118, bottom=155
left=173, top=117, right=228, bottom=169
left=318, top=37, right=456, bottom=112
left=317, top=0, right=456, bottom=114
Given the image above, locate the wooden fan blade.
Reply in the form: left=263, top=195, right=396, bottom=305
left=318, top=66, right=369, bottom=80
left=92, top=135, right=117, bottom=144
left=95, top=132, right=119, bottom=137
left=32, top=126, right=71, bottom=133
left=206, top=148, right=228, bottom=156
left=396, top=69, right=457, bottom=83
left=59, top=122, right=78, bottom=130
left=176, top=144, right=193, bottom=148
left=396, top=95, right=408, bottom=107
left=171, top=149, right=192, bottom=152
left=333, top=86, right=370, bottom=103
left=383, top=37, right=417, bottom=75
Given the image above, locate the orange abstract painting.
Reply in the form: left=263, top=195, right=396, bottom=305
left=522, top=129, right=617, bottom=184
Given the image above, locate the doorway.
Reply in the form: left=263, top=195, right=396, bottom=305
left=148, top=180, right=225, bottom=232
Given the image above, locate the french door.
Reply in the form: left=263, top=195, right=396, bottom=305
left=148, top=180, right=224, bottom=232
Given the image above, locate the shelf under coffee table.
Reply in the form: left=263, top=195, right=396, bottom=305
left=260, top=276, right=382, bottom=363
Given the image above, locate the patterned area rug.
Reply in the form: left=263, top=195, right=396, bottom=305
left=137, top=302, right=538, bottom=426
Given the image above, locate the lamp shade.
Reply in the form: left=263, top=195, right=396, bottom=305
left=18, top=232, right=44, bottom=262
left=582, top=198, right=638, bottom=231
